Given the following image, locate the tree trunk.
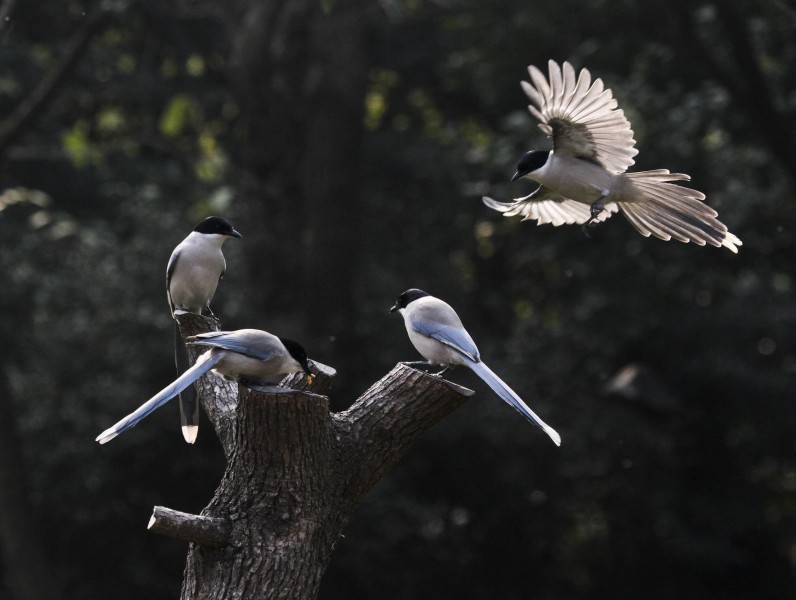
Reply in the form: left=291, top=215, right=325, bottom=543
left=160, top=314, right=473, bottom=600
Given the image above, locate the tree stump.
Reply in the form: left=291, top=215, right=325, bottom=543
left=154, top=314, right=473, bottom=600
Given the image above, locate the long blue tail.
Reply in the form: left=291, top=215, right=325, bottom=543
left=468, top=360, right=561, bottom=446
left=95, top=351, right=221, bottom=444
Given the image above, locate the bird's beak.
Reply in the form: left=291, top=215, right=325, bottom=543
left=229, top=228, right=243, bottom=239
left=389, top=303, right=399, bottom=313
left=511, top=171, right=524, bottom=182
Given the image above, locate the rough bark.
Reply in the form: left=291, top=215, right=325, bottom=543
left=148, top=507, right=232, bottom=549
left=165, top=314, right=473, bottom=600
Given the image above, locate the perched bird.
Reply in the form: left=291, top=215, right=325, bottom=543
left=96, top=329, right=313, bottom=444
left=390, top=288, right=561, bottom=446
left=167, top=216, right=242, bottom=444
left=483, top=60, right=741, bottom=252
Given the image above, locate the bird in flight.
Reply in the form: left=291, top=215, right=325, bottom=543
left=483, top=60, right=741, bottom=252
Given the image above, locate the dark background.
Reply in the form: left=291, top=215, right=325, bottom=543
left=1, top=0, right=794, bottom=598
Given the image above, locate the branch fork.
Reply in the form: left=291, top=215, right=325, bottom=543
left=146, top=314, right=473, bottom=600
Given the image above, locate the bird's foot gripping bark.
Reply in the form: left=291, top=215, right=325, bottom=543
left=400, top=361, right=452, bottom=378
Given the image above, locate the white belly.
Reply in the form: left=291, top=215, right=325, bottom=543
left=535, top=155, right=620, bottom=203
left=169, top=263, right=221, bottom=313
left=406, top=324, right=465, bottom=367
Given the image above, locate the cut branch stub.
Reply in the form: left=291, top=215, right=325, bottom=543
left=148, top=506, right=231, bottom=549
left=174, top=312, right=220, bottom=338
left=332, top=363, right=475, bottom=509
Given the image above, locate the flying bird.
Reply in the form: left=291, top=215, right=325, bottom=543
left=167, top=216, right=242, bottom=443
left=96, top=329, right=312, bottom=445
left=390, top=288, right=561, bottom=446
left=482, top=60, right=741, bottom=252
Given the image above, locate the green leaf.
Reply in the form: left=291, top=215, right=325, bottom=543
left=159, top=95, right=200, bottom=137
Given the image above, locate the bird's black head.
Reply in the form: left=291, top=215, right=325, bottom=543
left=279, top=338, right=312, bottom=376
left=194, top=216, right=243, bottom=238
left=390, top=288, right=430, bottom=313
left=511, top=150, right=549, bottom=181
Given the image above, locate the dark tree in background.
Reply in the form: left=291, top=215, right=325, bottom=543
left=226, top=0, right=373, bottom=336
left=0, top=0, right=795, bottom=599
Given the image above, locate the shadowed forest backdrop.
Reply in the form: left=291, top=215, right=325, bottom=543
left=1, top=0, right=795, bottom=598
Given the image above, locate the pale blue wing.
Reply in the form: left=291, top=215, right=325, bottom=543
left=189, top=330, right=278, bottom=361
left=409, top=317, right=480, bottom=362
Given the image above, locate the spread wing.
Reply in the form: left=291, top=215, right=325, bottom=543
left=483, top=187, right=618, bottom=226
left=522, top=60, right=637, bottom=174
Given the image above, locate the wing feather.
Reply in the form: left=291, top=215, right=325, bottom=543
left=408, top=300, right=480, bottom=362
left=483, top=194, right=617, bottom=226
left=187, top=330, right=280, bottom=361
left=523, top=60, right=638, bottom=173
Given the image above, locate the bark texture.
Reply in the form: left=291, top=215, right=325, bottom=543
left=148, top=506, right=231, bottom=549
left=168, top=314, right=473, bottom=600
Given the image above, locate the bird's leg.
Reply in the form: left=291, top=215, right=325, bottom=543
left=241, top=377, right=302, bottom=394
left=200, top=305, right=222, bottom=327
left=582, top=189, right=608, bottom=237
left=401, top=361, right=452, bottom=377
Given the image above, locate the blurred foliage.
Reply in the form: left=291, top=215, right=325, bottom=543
left=1, top=0, right=795, bottom=598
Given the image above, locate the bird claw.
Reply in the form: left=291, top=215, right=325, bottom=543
left=582, top=195, right=606, bottom=238
left=400, top=361, right=452, bottom=378
left=581, top=219, right=603, bottom=238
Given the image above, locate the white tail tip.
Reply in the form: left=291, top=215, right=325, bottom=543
left=95, top=429, right=118, bottom=445
left=544, top=425, right=562, bottom=447
left=182, top=425, right=198, bottom=444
